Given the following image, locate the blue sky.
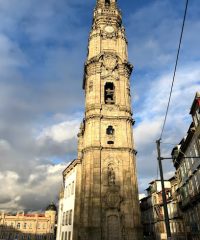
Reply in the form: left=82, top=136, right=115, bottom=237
left=0, top=0, right=199, bottom=210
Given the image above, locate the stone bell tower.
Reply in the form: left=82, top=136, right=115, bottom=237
left=74, top=0, right=143, bottom=239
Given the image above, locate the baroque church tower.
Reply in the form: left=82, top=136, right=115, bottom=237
left=56, top=1, right=143, bottom=240
left=77, top=0, right=143, bottom=239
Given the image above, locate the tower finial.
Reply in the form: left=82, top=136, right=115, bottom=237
left=97, top=0, right=117, bottom=7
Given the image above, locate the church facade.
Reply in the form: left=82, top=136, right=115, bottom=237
left=56, top=1, right=143, bottom=239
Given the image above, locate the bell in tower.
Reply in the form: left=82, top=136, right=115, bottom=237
left=105, top=0, right=110, bottom=6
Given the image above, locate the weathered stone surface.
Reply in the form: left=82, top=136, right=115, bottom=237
left=74, top=1, right=143, bottom=239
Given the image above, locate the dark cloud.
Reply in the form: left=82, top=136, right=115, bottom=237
left=0, top=0, right=199, bottom=210
left=37, top=137, right=77, bottom=158
left=0, top=197, right=12, bottom=204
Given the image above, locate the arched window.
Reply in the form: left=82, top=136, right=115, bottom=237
left=17, top=223, right=20, bottom=229
left=105, top=82, right=115, bottom=104
left=106, top=126, right=115, bottom=135
left=105, top=0, right=110, bottom=6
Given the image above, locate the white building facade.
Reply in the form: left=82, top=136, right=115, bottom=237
left=56, top=160, right=81, bottom=240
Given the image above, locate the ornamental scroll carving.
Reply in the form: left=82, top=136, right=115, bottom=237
left=103, top=161, right=123, bottom=210
left=102, top=31, right=117, bottom=40
left=101, top=54, right=119, bottom=80
left=104, top=54, right=117, bottom=70
left=104, top=188, right=122, bottom=209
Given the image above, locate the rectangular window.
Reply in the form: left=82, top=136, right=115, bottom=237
left=66, top=211, right=69, bottom=225
left=68, top=232, right=71, bottom=240
left=65, top=186, right=68, bottom=198
left=68, top=184, right=71, bottom=197
left=195, top=175, right=199, bottom=191
left=62, top=212, right=65, bottom=226
left=178, top=170, right=182, bottom=182
left=65, top=232, right=68, bottom=240
left=184, top=162, right=187, bottom=173
left=189, top=179, right=194, bottom=195
left=180, top=166, right=184, bottom=179
left=61, top=232, right=64, bottom=240
left=71, top=181, right=75, bottom=195
left=194, top=142, right=199, bottom=157
left=69, top=210, right=72, bottom=225
left=189, top=150, right=194, bottom=164
left=186, top=157, right=190, bottom=170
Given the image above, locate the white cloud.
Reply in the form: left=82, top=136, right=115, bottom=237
left=139, top=193, right=146, bottom=200
left=134, top=120, right=162, bottom=147
left=37, top=120, right=80, bottom=143
left=0, top=0, right=199, bottom=212
left=134, top=63, right=200, bottom=194
left=0, top=164, right=65, bottom=211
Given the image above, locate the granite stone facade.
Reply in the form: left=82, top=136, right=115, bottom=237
left=57, top=1, right=143, bottom=239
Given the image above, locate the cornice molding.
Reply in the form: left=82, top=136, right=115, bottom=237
left=82, top=146, right=137, bottom=154
left=84, top=114, right=134, bottom=125
left=83, top=60, right=133, bottom=79
left=63, top=159, right=81, bottom=177
left=85, top=104, right=133, bottom=116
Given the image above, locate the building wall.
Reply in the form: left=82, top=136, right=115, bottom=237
left=75, top=1, right=143, bottom=239
left=56, top=160, right=81, bottom=240
left=140, top=180, right=186, bottom=240
left=57, top=196, right=64, bottom=240
left=172, top=92, right=200, bottom=240
left=0, top=211, right=56, bottom=240
left=61, top=167, right=76, bottom=240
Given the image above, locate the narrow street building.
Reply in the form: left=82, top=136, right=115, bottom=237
left=56, top=0, right=143, bottom=239
left=140, top=179, right=185, bottom=240
left=0, top=203, right=56, bottom=240
left=172, top=92, right=200, bottom=239
left=56, top=160, right=81, bottom=240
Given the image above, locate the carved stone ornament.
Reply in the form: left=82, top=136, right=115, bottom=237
left=104, top=25, right=115, bottom=34
left=108, top=166, right=116, bottom=186
left=103, top=54, right=118, bottom=70
left=102, top=31, right=117, bottom=40
left=101, top=54, right=119, bottom=80
left=104, top=189, right=122, bottom=209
